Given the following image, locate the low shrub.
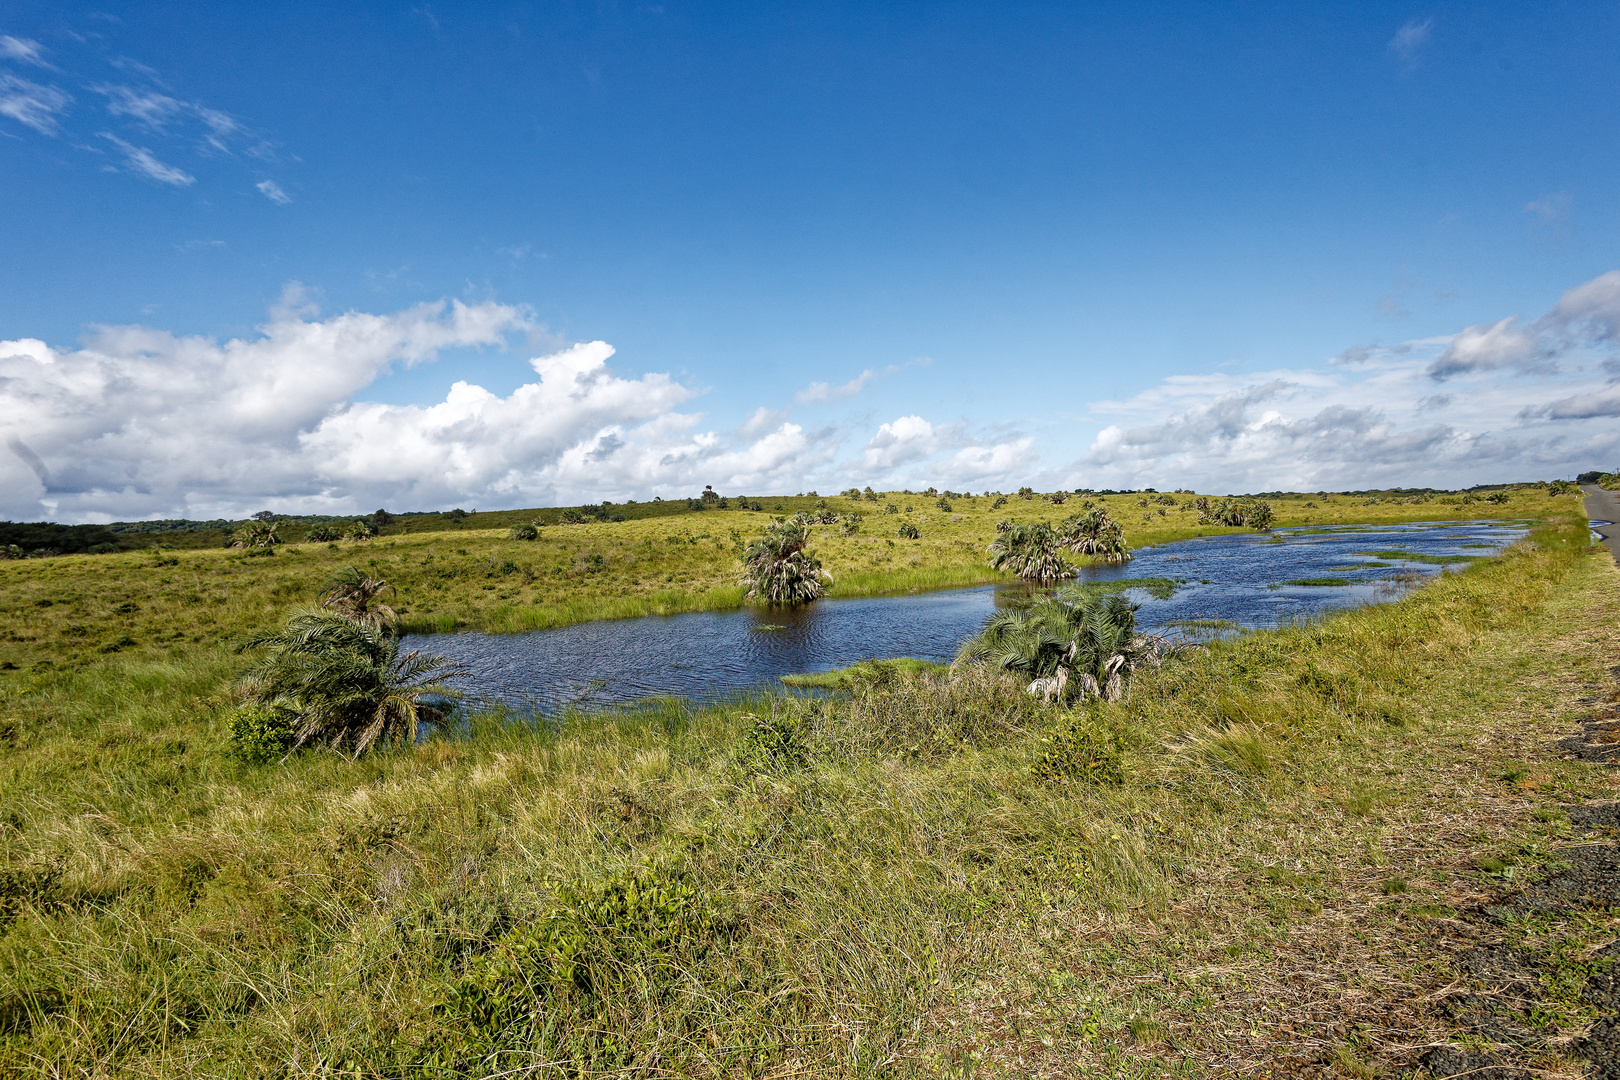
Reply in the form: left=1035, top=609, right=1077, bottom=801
left=432, top=865, right=728, bottom=1070
left=227, top=704, right=295, bottom=764
left=737, top=710, right=809, bottom=771
left=1034, top=714, right=1126, bottom=784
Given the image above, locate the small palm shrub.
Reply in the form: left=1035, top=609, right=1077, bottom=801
left=237, top=609, right=462, bottom=756
left=1196, top=498, right=1274, bottom=530
left=840, top=511, right=864, bottom=536
left=740, top=518, right=828, bottom=605
left=509, top=522, right=540, bottom=540
left=897, top=522, right=920, bottom=539
left=226, top=521, right=280, bottom=549
left=992, top=495, right=1008, bottom=509
left=1058, top=505, right=1132, bottom=563
left=305, top=523, right=343, bottom=542
left=321, top=566, right=398, bottom=631
left=341, top=519, right=375, bottom=541
left=987, top=521, right=1072, bottom=581
left=956, top=588, right=1173, bottom=702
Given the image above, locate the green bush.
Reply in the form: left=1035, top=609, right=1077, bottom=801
left=508, top=523, right=539, bottom=541
left=897, top=522, right=920, bottom=539
left=434, top=865, right=726, bottom=1069
left=737, top=710, right=809, bottom=771
left=226, top=704, right=295, bottom=764
left=1035, top=715, right=1126, bottom=783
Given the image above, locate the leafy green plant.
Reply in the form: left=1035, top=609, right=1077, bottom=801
left=305, top=523, right=343, bottom=542
left=508, top=522, right=540, bottom=540
left=435, top=865, right=724, bottom=1069
left=840, top=511, right=864, bottom=536
left=898, top=522, right=921, bottom=540
left=237, top=609, right=462, bottom=756
left=226, top=704, right=295, bottom=764
left=1035, top=714, right=1126, bottom=783
left=737, top=710, right=809, bottom=771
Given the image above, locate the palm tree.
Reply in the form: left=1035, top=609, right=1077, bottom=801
left=987, top=522, right=1075, bottom=582
left=1058, top=506, right=1133, bottom=564
left=321, top=566, right=398, bottom=632
left=237, top=608, right=462, bottom=756
left=741, top=517, right=829, bottom=605
left=228, top=520, right=281, bottom=549
left=955, top=589, right=1164, bottom=702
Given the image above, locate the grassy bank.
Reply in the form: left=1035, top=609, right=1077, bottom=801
left=1, top=487, right=1584, bottom=678
left=0, top=509, right=1613, bottom=1076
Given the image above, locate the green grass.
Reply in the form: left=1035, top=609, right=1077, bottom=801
left=0, top=496, right=1607, bottom=1076
left=1282, top=577, right=1354, bottom=587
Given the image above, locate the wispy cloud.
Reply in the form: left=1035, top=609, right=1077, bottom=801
left=0, top=73, right=70, bottom=134
left=99, top=133, right=195, bottom=185
left=256, top=178, right=291, bottom=204
left=0, top=35, right=51, bottom=67
left=0, top=34, right=286, bottom=193
left=796, top=369, right=878, bottom=405
left=793, top=356, right=930, bottom=405
left=1389, top=17, right=1434, bottom=64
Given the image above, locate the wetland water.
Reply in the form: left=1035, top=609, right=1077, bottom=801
left=409, top=519, right=1528, bottom=710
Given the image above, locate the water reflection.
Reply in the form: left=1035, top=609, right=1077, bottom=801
left=409, top=519, right=1527, bottom=711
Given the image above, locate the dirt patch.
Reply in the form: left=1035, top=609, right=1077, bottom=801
left=1419, top=781, right=1620, bottom=1077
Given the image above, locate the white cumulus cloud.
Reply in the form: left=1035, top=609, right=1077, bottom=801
left=0, top=291, right=885, bottom=521
left=1066, top=270, right=1620, bottom=492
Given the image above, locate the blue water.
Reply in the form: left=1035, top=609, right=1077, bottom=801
left=407, top=519, right=1527, bottom=711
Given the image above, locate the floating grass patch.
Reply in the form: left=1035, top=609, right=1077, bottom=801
left=1165, top=618, right=1240, bottom=631
left=779, top=657, right=943, bottom=688
left=1282, top=577, right=1353, bottom=587
left=1358, top=549, right=1484, bottom=564
left=1330, top=561, right=1390, bottom=570
left=1067, top=576, right=1179, bottom=600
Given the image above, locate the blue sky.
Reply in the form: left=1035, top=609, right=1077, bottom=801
left=3, top=2, right=1619, bottom=520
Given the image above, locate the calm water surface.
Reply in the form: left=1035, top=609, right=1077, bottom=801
left=408, top=519, right=1528, bottom=711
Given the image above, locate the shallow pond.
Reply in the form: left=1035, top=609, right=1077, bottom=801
left=408, top=519, right=1528, bottom=711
